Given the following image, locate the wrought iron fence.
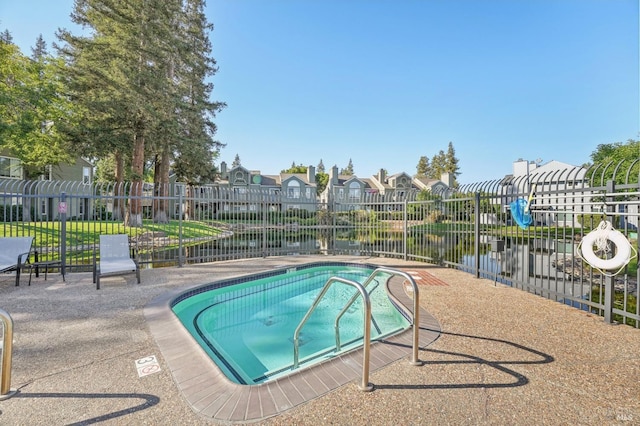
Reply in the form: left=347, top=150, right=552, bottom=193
left=0, top=159, right=638, bottom=327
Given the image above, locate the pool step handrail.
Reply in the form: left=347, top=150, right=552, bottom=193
left=0, top=308, right=16, bottom=400
left=334, top=279, right=379, bottom=351
left=293, top=276, right=373, bottom=391
left=334, top=267, right=421, bottom=367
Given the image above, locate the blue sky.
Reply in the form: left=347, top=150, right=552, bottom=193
left=2, top=0, right=638, bottom=183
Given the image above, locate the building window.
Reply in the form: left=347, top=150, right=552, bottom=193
left=0, top=156, right=23, bottom=179
left=233, top=171, right=246, bottom=184
left=287, top=181, right=301, bottom=198
left=348, top=182, right=361, bottom=200
left=83, top=166, right=91, bottom=184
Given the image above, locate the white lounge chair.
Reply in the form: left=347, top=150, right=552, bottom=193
left=0, top=236, right=34, bottom=286
left=93, top=234, right=140, bottom=290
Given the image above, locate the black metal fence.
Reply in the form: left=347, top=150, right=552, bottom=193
left=1, top=160, right=638, bottom=327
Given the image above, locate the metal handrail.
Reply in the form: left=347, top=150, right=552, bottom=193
left=334, top=279, right=379, bottom=351
left=293, top=276, right=373, bottom=391
left=0, top=308, right=16, bottom=400
left=334, top=267, right=421, bottom=366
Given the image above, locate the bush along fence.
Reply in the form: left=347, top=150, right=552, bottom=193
left=0, top=160, right=638, bottom=327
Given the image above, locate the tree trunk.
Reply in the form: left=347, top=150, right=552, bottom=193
left=185, top=184, right=194, bottom=220
left=153, top=149, right=170, bottom=224
left=129, top=130, right=145, bottom=227
left=113, top=151, right=125, bottom=221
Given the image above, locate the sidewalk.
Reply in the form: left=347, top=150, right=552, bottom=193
left=0, top=256, right=638, bottom=425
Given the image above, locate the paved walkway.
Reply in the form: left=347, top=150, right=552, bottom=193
left=0, top=256, right=638, bottom=425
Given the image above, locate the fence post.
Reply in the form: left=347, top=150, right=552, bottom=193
left=60, top=192, right=67, bottom=277
left=331, top=200, right=336, bottom=255
left=262, top=192, right=267, bottom=258
left=603, top=180, right=616, bottom=323
left=474, top=192, right=481, bottom=278
left=403, top=198, right=408, bottom=261
left=178, top=191, right=183, bottom=267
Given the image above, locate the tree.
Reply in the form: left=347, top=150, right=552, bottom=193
left=0, top=37, right=74, bottom=178
left=57, top=0, right=223, bottom=225
left=167, top=0, right=225, bottom=221
left=281, top=163, right=307, bottom=174
left=426, top=142, right=461, bottom=186
left=416, top=156, right=430, bottom=177
left=430, top=150, right=446, bottom=179
left=0, top=29, right=12, bottom=43
left=317, top=159, right=325, bottom=173
left=587, top=139, right=639, bottom=185
left=57, top=0, right=174, bottom=223
left=0, top=36, right=76, bottom=221
left=589, top=140, right=639, bottom=164
left=94, top=155, right=118, bottom=183
left=232, top=154, right=241, bottom=168
left=444, top=141, right=460, bottom=186
left=315, top=171, right=329, bottom=195
left=31, top=34, right=47, bottom=60
left=340, top=158, right=354, bottom=175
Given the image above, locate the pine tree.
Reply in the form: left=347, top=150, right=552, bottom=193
left=317, top=159, right=325, bottom=173
left=58, top=0, right=173, bottom=224
left=232, top=154, right=241, bottom=168
left=31, top=34, right=48, bottom=60
left=0, top=29, right=12, bottom=43
left=171, top=0, right=225, bottom=184
left=430, top=150, right=446, bottom=179
left=167, top=0, right=225, bottom=221
left=340, top=158, right=354, bottom=175
left=444, top=141, right=460, bottom=185
left=416, top=156, right=430, bottom=177
left=57, top=0, right=224, bottom=225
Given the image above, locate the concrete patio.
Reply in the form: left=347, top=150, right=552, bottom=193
left=0, top=255, right=638, bottom=425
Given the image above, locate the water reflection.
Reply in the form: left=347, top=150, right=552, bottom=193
left=461, top=239, right=593, bottom=310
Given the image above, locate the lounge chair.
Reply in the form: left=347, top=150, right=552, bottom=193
left=93, top=234, right=141, bottom=290
left=0, top=236, right=34, bottom=286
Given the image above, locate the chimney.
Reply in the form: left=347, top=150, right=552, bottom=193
left=440, top=172, right=452, bottom=187
left=378, top=168, right=386, bottom=182
left=220, top=161, right=227, bottom=177
left=331, top=165, right=339, bottom=184
left=307, top=165, right=315, bottom=183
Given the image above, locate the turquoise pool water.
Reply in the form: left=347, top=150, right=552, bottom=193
left=171, top=263, right=411, bottom=385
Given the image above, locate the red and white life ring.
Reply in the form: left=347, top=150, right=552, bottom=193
left=580, top=227, right=631, bottom=271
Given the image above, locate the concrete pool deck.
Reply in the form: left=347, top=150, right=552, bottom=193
left=0, top=255, right=638, bottom=425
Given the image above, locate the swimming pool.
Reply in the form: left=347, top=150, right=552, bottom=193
left=171, top=262, right=412, bottom=385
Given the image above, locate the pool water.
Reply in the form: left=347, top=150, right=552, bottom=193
left=172, top=263, right=411, bottom=384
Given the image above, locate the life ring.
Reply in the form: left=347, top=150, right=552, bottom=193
left=580, top=228, right=631, bottom=271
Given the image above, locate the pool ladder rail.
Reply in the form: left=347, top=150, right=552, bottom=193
left=293, top=267, right=421, bottom=392
left=0, top=308, right=16, bottom=400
